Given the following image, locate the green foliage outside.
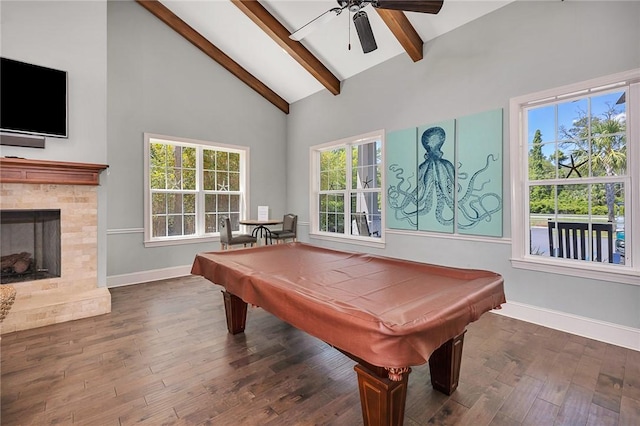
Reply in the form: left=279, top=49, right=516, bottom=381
left=528, top=103, right=626, bottom=224
left=318, top=142, right=382, bottom=233
left=150, top=142, right=242, bottom=237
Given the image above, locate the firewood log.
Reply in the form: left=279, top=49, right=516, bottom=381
left=12, top=259, right=31, bottom=274
left=1, top=252, right=32, bottom=271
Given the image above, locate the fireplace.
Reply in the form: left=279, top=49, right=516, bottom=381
left=0, top=158, right=111, bottom=333
left=1, top=209, right=61, bottom=284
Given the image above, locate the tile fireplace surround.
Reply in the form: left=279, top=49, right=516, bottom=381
left=0, top=157, right=111, bottom=333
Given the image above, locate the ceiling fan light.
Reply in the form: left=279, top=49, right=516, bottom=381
left=349, top=2, right=362, bottom=12
left=353, top=11, right=377, bottom=54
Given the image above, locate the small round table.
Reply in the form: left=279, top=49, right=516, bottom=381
left=239, top=219, right=282, bottom=245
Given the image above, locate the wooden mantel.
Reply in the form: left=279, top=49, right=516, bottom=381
left=0, top=157, right=108, bottom=186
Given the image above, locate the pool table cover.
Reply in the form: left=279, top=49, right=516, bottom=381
left=191, top=242, right=505, bottom=369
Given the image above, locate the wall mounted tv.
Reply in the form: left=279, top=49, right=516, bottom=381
left=1, top=57, right=68, bottom=138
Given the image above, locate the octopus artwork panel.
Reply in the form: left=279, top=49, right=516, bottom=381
left=456, top=109, right=503, bottom=237
left=386, top=109, right=503, bottom=237
left=416, top=120, right=456, bottom=233
left=386, top=127, right=418, bottom=230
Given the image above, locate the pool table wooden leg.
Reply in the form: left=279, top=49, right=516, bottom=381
left=354, top=364, right=410, bottom=426
left=222, top=291, right=247, bottom=334
left=428, top=330, right=466, bottom=395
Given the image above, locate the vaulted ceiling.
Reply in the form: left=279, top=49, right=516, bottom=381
left=136, top=0, right=514, bottom=114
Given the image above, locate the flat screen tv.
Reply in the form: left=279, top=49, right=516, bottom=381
left=1, top=57, right=68, bottom=138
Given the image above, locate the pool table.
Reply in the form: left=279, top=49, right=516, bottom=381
left=191, top=242, right=505, bottom=425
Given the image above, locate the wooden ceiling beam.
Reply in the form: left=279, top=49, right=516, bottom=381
left=232, top=0, right=341, bottom=96
left=135, top=0, right=289, bottom=114
left=375, top=9, right=423, bottom=62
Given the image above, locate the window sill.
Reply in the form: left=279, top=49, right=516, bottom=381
left=510, top=256, right=639, bottom=286
left=309, top=232, right=385, bottom=249
left=144, top=235, right=217, bottom=248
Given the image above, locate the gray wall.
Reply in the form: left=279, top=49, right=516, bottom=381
left=0, top=1, right=109, bottom=286
left=286, top=1, right=640, bottom=328
left=106, top=1, right=287, bottom=277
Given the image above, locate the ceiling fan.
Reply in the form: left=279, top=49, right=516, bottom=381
left=289, top=1, right=444, bottom=54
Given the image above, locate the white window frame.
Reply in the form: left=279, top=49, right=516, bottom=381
left=309, top=130, right=385, bottom=247
left=509, top=69, right=640, bottom=285
left=143, top=133, right=250, bottom=247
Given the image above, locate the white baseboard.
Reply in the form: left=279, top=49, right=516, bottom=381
left=494, top=301, right=640, bottom=351
left=107, top=265, right=192, bottom=288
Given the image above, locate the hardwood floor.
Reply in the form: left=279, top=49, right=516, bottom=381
left=1, top=275, right=639, bottom=425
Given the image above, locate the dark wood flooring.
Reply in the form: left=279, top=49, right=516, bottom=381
left=1, top=275, right=639, bottom=425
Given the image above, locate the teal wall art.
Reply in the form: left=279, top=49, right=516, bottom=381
left=417, top=119, right=456, bottom=233
left=456, top=109, right=503, bottom=237
left=386, top=127, right=417, bottom=230
left=386, top=109, right=503, bottom=237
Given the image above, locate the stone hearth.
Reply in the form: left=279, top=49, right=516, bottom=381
left=0, top=158, right=111, bottom=333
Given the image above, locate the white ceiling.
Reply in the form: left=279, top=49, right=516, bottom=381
left=161, top=1, right=515, bottom=104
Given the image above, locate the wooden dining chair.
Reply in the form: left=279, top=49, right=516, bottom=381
left=270, top=214, right=297, bottom=244
left=219, top=217, right=257, bottom=250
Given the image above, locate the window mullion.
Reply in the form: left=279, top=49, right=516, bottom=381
left=196, top=146, right=204, bottom=236
left=627, top=82, right=640, bottom=267
left=345, top=144, right=352, bottom=236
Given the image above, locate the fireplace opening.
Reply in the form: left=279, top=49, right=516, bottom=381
left=1, top=209, right=61, bottom=284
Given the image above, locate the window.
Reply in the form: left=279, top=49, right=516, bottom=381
left=510, top=70, right=639, bottom=284
left=144, top=134, right=249, bottom=247
left=310, top=130, right=384, bottom=243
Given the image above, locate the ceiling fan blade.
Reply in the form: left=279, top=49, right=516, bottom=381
left=372, top=0, right=444, bottom=14
left=353, top=11, right=378, bottom=54
left=290, top=7, right=344, bottom=41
